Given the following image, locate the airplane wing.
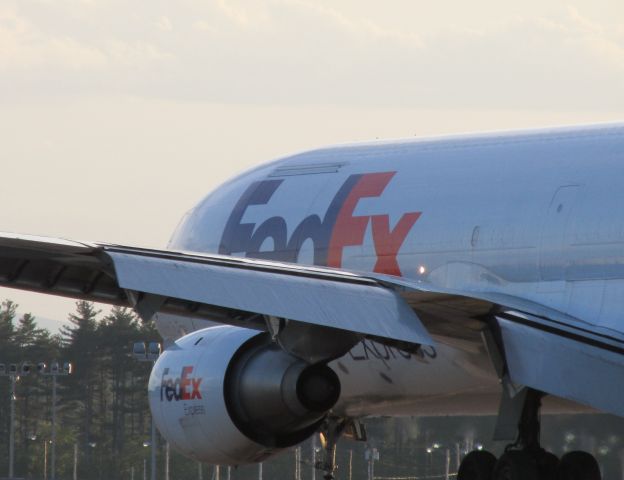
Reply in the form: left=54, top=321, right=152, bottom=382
left=3, top=232, right=624, bottom=418
left=0, top=233, right=431, bottom=347
left=369, top=273, right=624, bottom=419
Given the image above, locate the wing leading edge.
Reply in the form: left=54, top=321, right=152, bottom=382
left=0, top=232, right=431, bottom=347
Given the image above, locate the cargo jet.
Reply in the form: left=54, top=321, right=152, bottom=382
left=2, top=122, right=623, bottom=480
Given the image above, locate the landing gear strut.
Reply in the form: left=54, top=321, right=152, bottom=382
left=458, top=388, right=601, bottom=480
left=316, top=417, right=346, bottom=480
left=492, top=389, right=558, bottom=480
left=314, top=416, right=366, bottom=480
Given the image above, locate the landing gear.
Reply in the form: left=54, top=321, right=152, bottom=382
left=492, top=450, right=537, bottom=480
left=457, top=450, right=497, bottom=479
left=492, top=390, right=556, bottom=480
left=458, top=389, right=601, bottom=480
left=314, top=416, right=367, bottom=480
left=315, top=417, right=346, bottom=480
left=557, top=451, right=601, bottom=480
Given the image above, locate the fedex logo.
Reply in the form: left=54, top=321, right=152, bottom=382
left=219, top=172, right=421, bottom=276
left=160, top=366, right=202, bottom=402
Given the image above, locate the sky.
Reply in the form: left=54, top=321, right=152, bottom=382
left=1, top=0, right=623, bottom=331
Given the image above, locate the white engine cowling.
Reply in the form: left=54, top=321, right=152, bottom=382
left=148, top=325, right=341, bottom=465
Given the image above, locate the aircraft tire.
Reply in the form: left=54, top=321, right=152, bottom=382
left=457, top=450, right=497, bottom=480
left=537, top=450, right=558, bottom=479
left=492, top=450, right=538, bottom=480
left=556, top=451, right=601, bottom=480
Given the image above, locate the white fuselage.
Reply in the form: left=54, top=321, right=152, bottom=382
left=162, top=124, right=624, bottom=417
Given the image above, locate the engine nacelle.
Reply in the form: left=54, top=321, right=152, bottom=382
left=148, top=325, right=340, bottom=465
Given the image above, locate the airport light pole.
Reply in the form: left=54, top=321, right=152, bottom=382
left=73, top=442, right=78, bottom=480
left=348, top=449, right=353, bottom=480
left=311, top=435, right=317, bottom=480
left=294, top=446, right=301, bottom=480
left=38, top=361, right=73, bottom=480
left=44, top=439, right=48, bottom=480
left=0, top=362, right=31, bottom=479
left=365, top=446, right=379, bottom=480
left=425, top=442, right=454, bottom=479
left=133, top=341, right=162, bottom=480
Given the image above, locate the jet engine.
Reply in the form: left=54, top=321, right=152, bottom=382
left=148, top=325, right=341, bottom=465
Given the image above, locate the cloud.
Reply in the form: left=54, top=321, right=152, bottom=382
left=214, top=0, right=254, bottom=26
left=155, top=15, right=173, bottom=32
left=0, top=1, right=623, bottom=111
left=0, top=7, right=107, bottom=69
left=0, top=3, right=171, bottom=71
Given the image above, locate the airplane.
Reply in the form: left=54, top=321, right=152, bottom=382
left=1, top=122, right=622, bottom=480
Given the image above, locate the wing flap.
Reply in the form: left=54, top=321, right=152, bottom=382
left=0, top=233, right=432, bottom=346
left=497, top=311, right=624, bottom=417
left=106, top=250, right=430, bottom=345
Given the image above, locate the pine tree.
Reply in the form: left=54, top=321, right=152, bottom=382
left=0, top=299, right=17, bottom=354
left=15, top=313, right=45, bottom=348
left=98, top=307, right=144, bottom=479
left=13, top=312, right=53, bottom=477
left=60, top=300, right=101, bottom=473
left=0, top=300, right=19, bottom=473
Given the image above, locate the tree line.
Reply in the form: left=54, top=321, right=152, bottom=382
left=0, top=299, right=159, bottom=480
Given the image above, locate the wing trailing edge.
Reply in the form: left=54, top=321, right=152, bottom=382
left=0, top=233, right=432, bottom=347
